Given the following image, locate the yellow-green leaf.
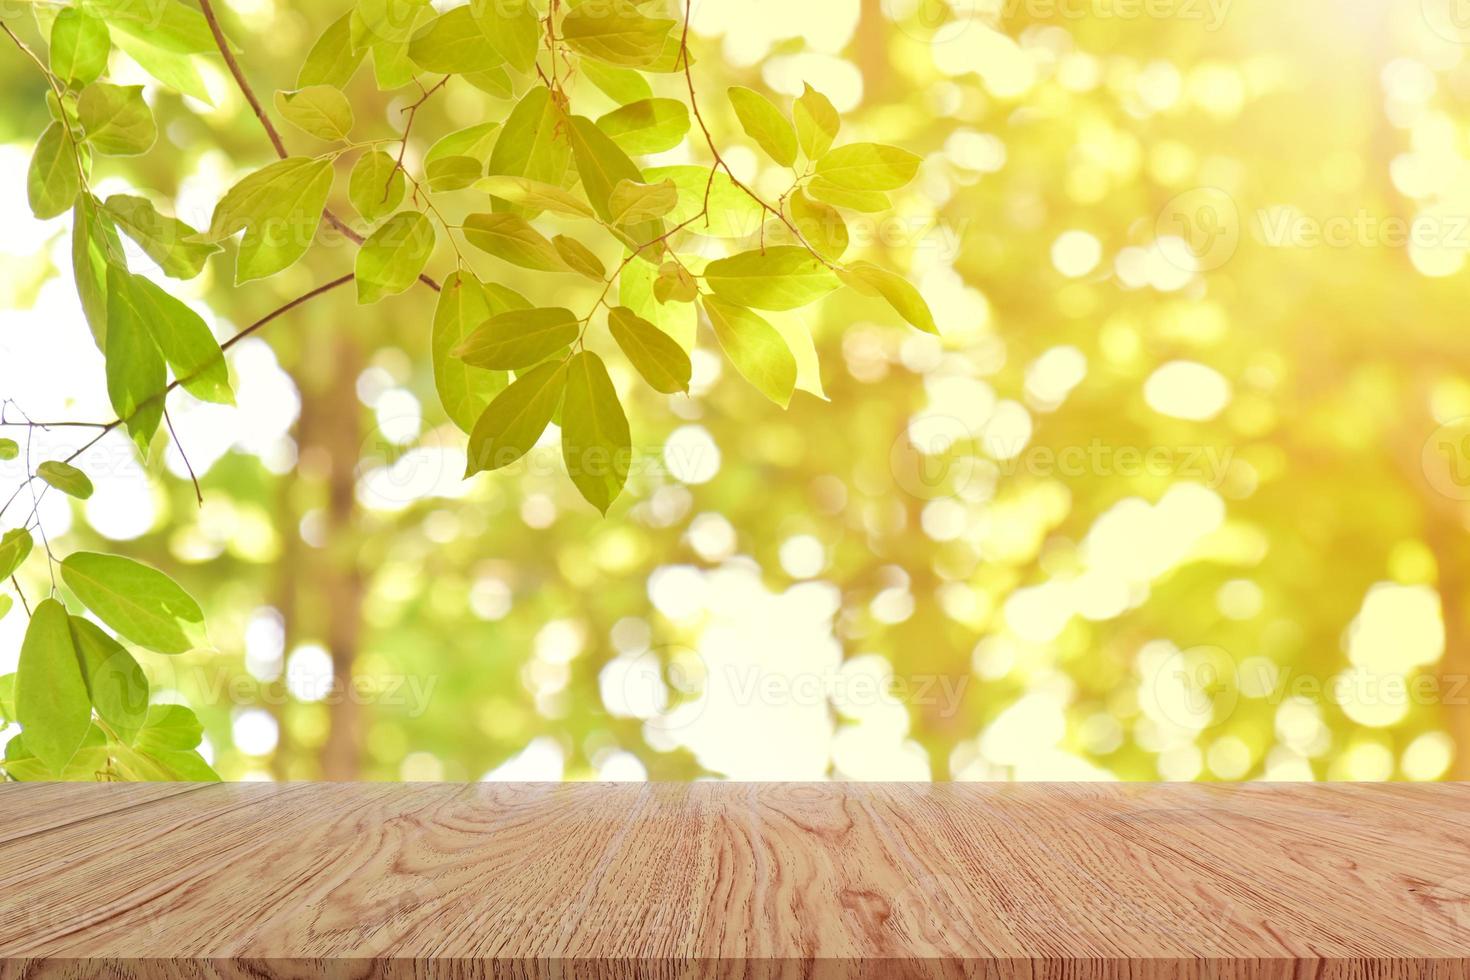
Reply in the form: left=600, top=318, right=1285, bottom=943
left=702, top=296, right=797, bottom=407
left=561, top=5, right=675, bottom=68
left=474, top=175, right=594, bottom=219
left=38, top=460, right=95, bottom=500
left=50, top=8, right=110, bottom=87
left=104, top=194, right=220, bottom=279
left=409, top=5, right=503, bottom=73
left=793, top=83, right=839, bottom=160
left=815, top=142, right=922, bottom=191
left=15, top=599, right=91, bottom=775
left=463, top=212, right=566, bottom=271
left=554, top=235, right=606, bottom=281
left=78, top=82, right=156, bottom=155
left=787, top=189, right=848, bottom=261
left=0, top=440, right=16, bottom=462
left=356, top=211, right=435, bottom=304
left=0, top=529, right=34, bottom=580
left=807, top=176, right=889, bottom=212
left=609, top=306, right=690, bottom=394
left=465, top=360, right=567, bottom=476
left=561, top=351, right=630, bottom=514
left=426, top=121, right=501, bottom=167
left=703, top=245, right=839, bottom=311
left=104, top=265, right=166, bottom=451
left=349, top=150, right=405, bottom=224
left=596, top=98, right=689, bottom=155
left=426, top=155, right=484, bottom=192
left=644, top=165, right=762, bottom=239
left=839, top=260, right=938, bottom=334
left=73, top=194, right=124, bottom=348
left=274, top=85, right=354, bottom=141
left=111, top=266, right=234, bottom=406
left=487, top=88, right=573, bottom=215
left=609, top=178, right=678, bottom=225
left=298, top=12, right=364, bottom=88
left=467, top=0, right=538, bottom=73
left=209, top=157, right=334, bottom=283
left=70, top=615, right=148, bottom=745
left=455, top=307, right=579, bottom=370
left=59, top=551, right=206, bottom=654
left=433, top=272, right=512, bottom=434
left=728, top=86, right=797, bottom=168
left=27, top=123, right=79, bottom=220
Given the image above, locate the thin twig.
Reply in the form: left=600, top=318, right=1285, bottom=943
left=194, top=0, right=441, bottom=292
left=10, top=576, right=28, bottom=617
left=163, top=406, right=204, bottom=507
left=64, top=274, right=357, bottom=464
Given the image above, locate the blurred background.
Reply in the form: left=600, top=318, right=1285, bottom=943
left=2, top=0, right=1470, bottom=782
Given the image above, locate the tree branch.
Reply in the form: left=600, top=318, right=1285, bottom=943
left=196, top=0, right=441, bottom=292
left=65, top=273, right=358, bottom=464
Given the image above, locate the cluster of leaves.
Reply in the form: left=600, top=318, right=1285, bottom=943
left=3, top=0, right=933, bottom=779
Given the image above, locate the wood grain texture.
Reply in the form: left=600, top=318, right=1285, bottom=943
left=0, top=783, right=1466, bottom=979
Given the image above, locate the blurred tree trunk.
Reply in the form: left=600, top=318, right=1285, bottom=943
left=302, top=332, right=366, bottom=781
left=855, top=0, right=892, bottom=103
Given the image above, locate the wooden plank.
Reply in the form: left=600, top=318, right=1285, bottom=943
left=0, top=783, right=1466, bottom=979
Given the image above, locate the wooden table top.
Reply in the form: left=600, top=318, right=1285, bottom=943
left=1, top=782, right=1467, bottom=978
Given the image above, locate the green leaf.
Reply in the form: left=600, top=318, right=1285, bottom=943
left=83, top=0, right=217, bottom=55
left=0, top=439, right=16, bottom=461
left=409, top=6, right=503, bottom=72
left=487, top=88, right=573, bottom=215
left=463, top=212, right=566, bottom=271
left=562, top=4, right=675, bottom=68
left=348, top=150, right=405, bottom=224
left=119, top=704, right=220, bottom=780
left=433, top=272, right=511, bottom=434
left=609, top=178, right=678, bottom=225
left=15, top=599, right=92, bottom=775
left=465, top=360, right=568, bottom=476
left=455, top=307, right=579, bottom=370
left=474, top=175, right=594, bottom=219
left=788, top=190, right=848, bottom=261
left=566, top=113, right=663, bottom=247
left=69, top=615, right=148, bottom=745
left=209, top=157, right=334, bottom=283
left=3, top=725, right=109, bottom=782
left=28, top=123, right=79, bottom=220
left=50, top=8, right=110, bottom=87
left=644, top=165, right=762, bottom=238
left=609, top=306, right=690, bottom=394
left=111, top=33, right=211, bottom=103
left=793, top=83, right=839, bottom=160
left=0, top=529, right=34, bottom=580
left=78, top=82, right=156, bottom=155
left=702, top=296, right=797, bottom=407
left=703, top=245, right=839, bottom=311
left=274, top=85, right=354, bottom=141
left=37, top=461, right=94, bottom=500
left=621, top=254, right=696, bottom=350
left=72, top=194, right=124, bottom=348
left=597, top=98, right=690, bottom=155
left=104, top=194, right=220, bottom=279
left=728, top=86, right=797, bottom=168
left=582, top=61, right=652, bottom=104
left=426, top=155, right=484, bottom=192
left=0, top=673, right=12, bottom=721
left=298, top=12, right=364, bottom=88
left=554, top=235, right=605, bottom=281
left=356, top=211, right=435, bottom=304
left=0, top=597, right=10, bottom=623
left=806, top=176, right=889, bottom=213
left=426, top=121, right=502, bottom=166
left=654, top=260, right=697, bottom=304
left=105, top=265, right=168, bottom=453
left=561, top=351, right=631, bottom=514
left=467, top=0, right=538, bottom=73
left=815, top=142, right=922, bottom=191
left=839, top=260, right=938, bottom=334
left=110, top=266, right=234, bottom=406
left=59, top=551, right=206, bottom=654
left=463, top=66, right=513, bottom=98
